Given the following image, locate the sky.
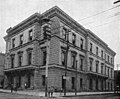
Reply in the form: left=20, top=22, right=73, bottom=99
left=0, top=0, right=120, bottom=69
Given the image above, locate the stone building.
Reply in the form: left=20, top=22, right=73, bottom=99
left=114, top=70, right=120, bottom=91
left=4, top=6, right=115, bottom=91
left=0, top=53, right=5, bottom=88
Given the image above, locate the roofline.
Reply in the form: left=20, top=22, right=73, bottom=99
left=5, top=6, right=116, bottom=56
left=42, top=6, right=87, bottom=33
left=6, top=13, right=41, bottom=33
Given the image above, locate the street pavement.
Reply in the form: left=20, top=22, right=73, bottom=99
left=0, top=91, right=119, bottom=99
left=0, top=89, right=119, bottom=99
left=0, top=89, right=115, bottom=97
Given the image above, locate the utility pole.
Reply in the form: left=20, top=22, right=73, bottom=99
left=45, top=39, right=50, bottom=97
left=40, top=17, right=51, bottom=97
left=64, top=29, right=70, bottom=96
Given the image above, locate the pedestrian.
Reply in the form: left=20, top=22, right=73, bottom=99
left=50, top=86, right=54, bottom=97
left=48, top=87, right=50, bottom=97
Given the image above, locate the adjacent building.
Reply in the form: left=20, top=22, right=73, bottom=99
left=4, top=6, right=116, bottom=91
left=0, top=53, right=5, bottom=88
left=114, top=70, right=120, bottom=91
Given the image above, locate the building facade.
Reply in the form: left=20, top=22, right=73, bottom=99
left=4, top=6, right=116, bottom=91
left=0, top=53, right=5, bottom=88
left=114, top=70, right=120, bottom=91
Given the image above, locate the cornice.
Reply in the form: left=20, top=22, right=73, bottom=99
left=87, top=29, right=107, bottom=48
left=6, top=13, right=41, bottom=33
left=42, top=6, right=87, bottom=37
left=106, top=47, right=116, bottom=56
left=87, top=29, right=116, bottom=56
left=5, top=6, right=116, bottom=57
left=5, top=14, right=40, bottom=39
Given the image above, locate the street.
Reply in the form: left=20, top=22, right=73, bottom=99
left=0, top=92, right=119, bottom=99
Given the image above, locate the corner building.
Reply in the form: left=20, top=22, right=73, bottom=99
left=4, top=6, right=116, bottom=91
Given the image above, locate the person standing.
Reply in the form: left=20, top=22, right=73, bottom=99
left=50, top=86, right=54, bottom=97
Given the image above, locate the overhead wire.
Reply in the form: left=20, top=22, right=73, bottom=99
left=77, top=5, right=120, bottom=22
left=89, top=18, right=120, bottom=28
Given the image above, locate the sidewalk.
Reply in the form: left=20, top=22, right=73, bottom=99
left=0, top=89, right=114, bottom=97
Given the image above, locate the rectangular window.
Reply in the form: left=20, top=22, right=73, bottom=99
left=101, top=80, right=103, bottom=90
left=27, top=74, right=31, bottom=88
left=11, top=55, right=15, bottom=68
left=96, top=80, right=98, bottom=90
left=108, top=82, right=109, bottom=90
left=108, top=55, right=109, bottom=62
left=105, top=66, right=106, bottom=75
left=101, top=63, right=103, bottom=74
left=28, top=52, right=32, bottom=65
left=12, top=38, right=15, bottom=48
left=17, top=76, right=21, bottom=88
left=90, top=43, right=92, bottom=52
left=80, top=38, right=83, bottom=49
left=18, top=53, right=23, bottom=66
left=111, top=69, right=112, bottom=78
left=42, top=49, right=47, bottom=66
left=101, top=50, right=103, bottom=58
left=111, top=58, right=112, bottom=64
left=96, top=61, right=99, bottom=73
left=72, top=33, right=76, bottom=45
left=20, top=34, right=23, bottom=45
left=111, top=82, right=113, bottom=90
left=62, top=28, right=67, bottom=40
left=80, top=78, right=83, bottom=89
left=89, top=79, right=92, bottom=90
left=105, top=54, right=106, bottom=60
left=96, top=47, right=98, bottom=55
left=29, top=29, right=33, bottom=41
left=71, top=54, right=76, bottom=69
left=80, top=56, right=84, bottom=71
left=108, top=68, right=109, bottom=77
left=89, top=59, right=93, bottom=71
left=61, top=50, right=66, bottom=66
left=42, top=75, right=45, bottom=86
left=71, top=77, right=75, bottom=89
